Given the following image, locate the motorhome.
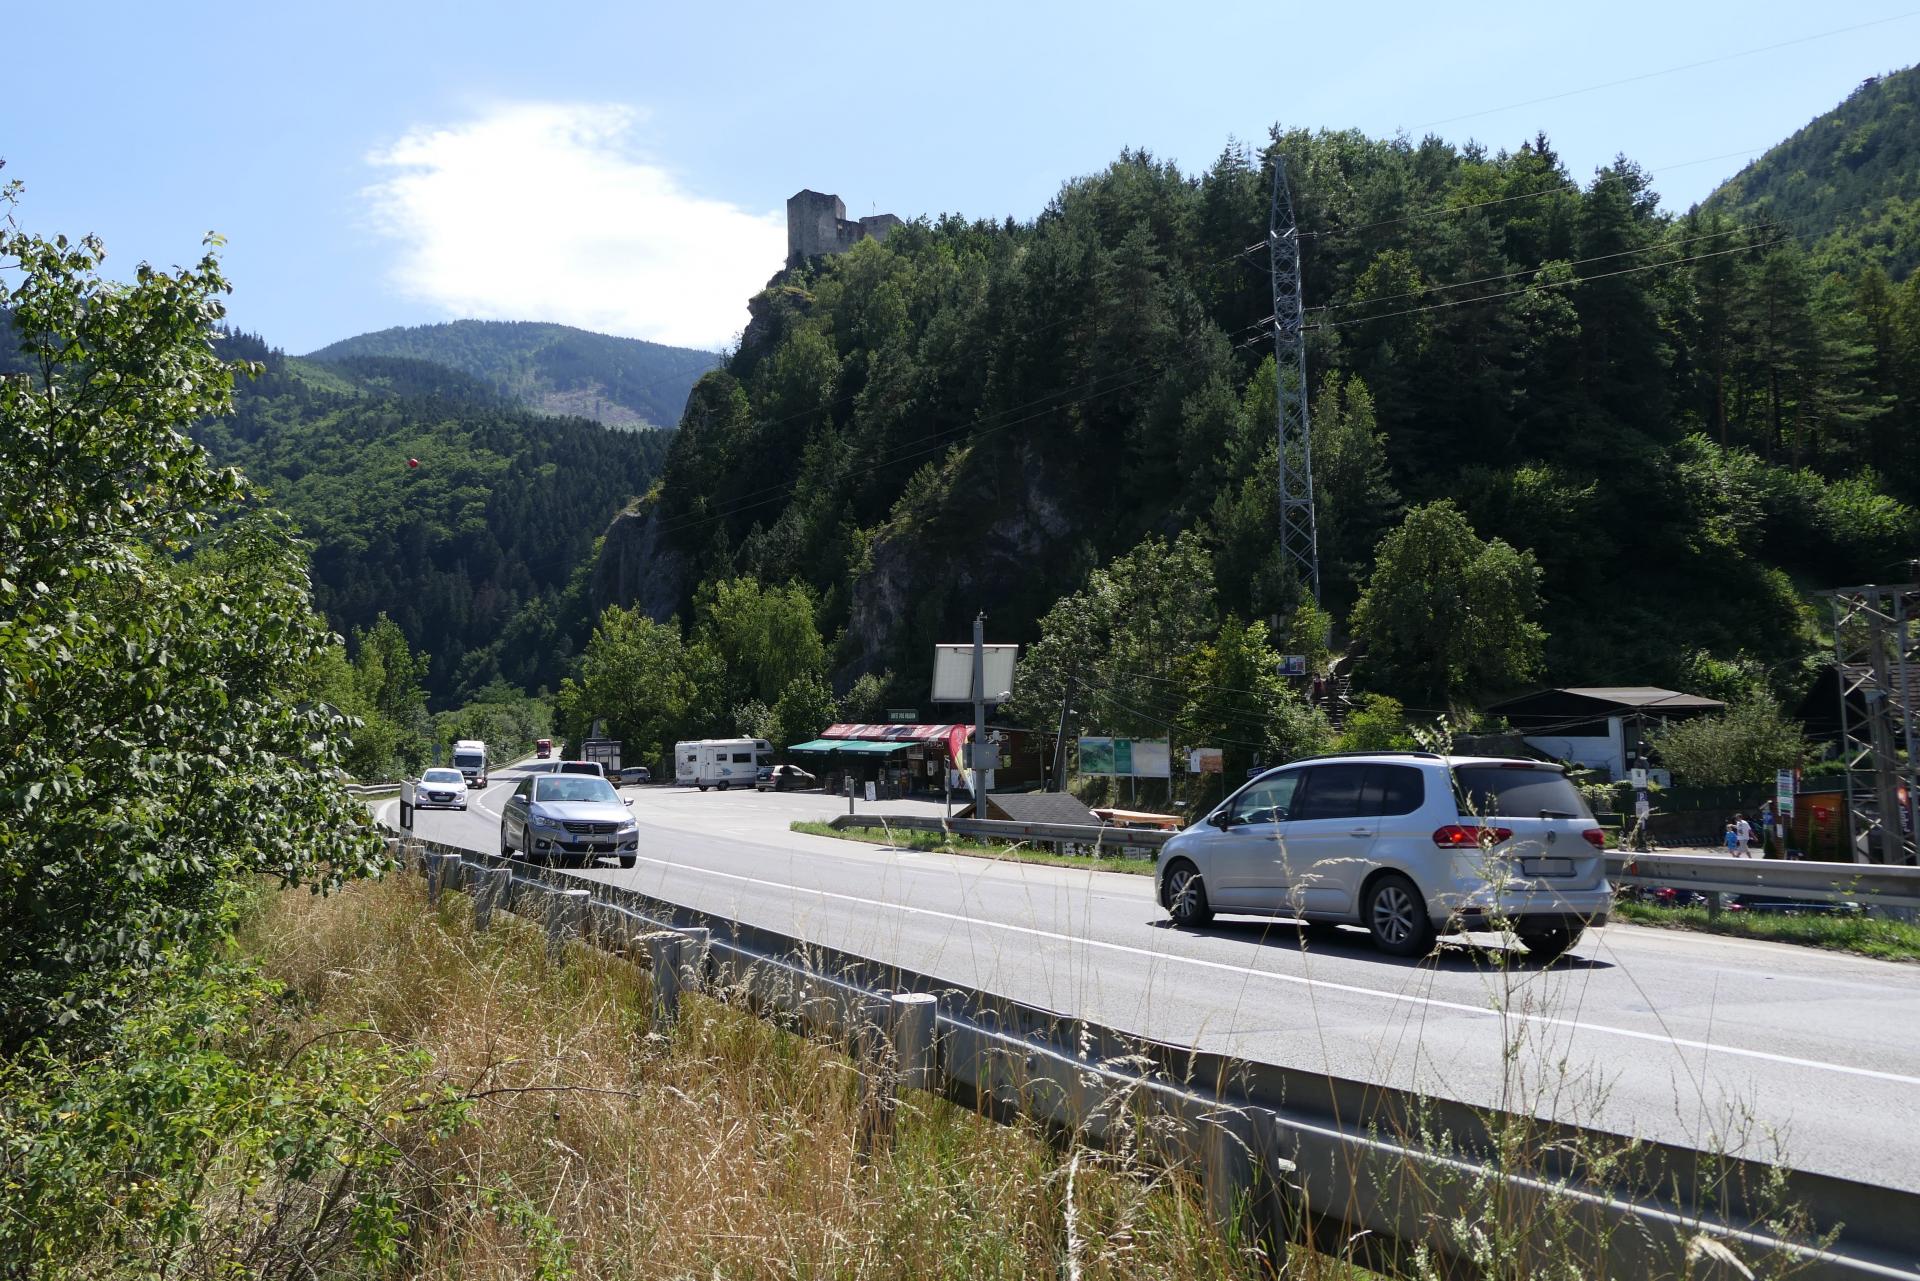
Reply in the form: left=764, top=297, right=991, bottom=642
left=674, top=738, right=772, bottom=791
left=451, top=739, right=488, bottom=787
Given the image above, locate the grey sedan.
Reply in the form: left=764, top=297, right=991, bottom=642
left=500, top=774, right=638, bottom=868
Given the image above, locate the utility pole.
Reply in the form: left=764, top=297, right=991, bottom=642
left=971, top=612, right=989, bottom=816
left=1052, top=672, right=1074, bottom=793
left=1269, top=154, right=1320, bottom=604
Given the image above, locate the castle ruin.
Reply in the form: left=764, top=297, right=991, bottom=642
left=786, top=190, right=901, bottom=268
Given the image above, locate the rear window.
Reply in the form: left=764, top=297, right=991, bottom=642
left=1454, top=765, right=1592, bottom=820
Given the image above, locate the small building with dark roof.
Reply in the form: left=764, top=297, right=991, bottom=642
left=1482, top=686, right=1725, bottom=780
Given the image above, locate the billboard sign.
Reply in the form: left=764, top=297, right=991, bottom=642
left=1277, top=655, right=1308, bottom=677
left=931, top=644, right=1019, bottom=703
left=1078, top=736, right=1171, bottom=778
left=1775, top=769, right=1796, bottom=818
left=1188, top=747, right=1224, bottom=774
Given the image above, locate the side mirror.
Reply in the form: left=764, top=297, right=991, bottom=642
left=625, top=798, right=635, bottom=807
left=1211, top=810, right=1233, bottom=830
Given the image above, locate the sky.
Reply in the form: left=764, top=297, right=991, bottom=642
left=6, top=2, right=1915, bottom=354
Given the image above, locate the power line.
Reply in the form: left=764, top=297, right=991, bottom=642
left=1408, top=13, right=1919, bottom=132
left=1304, top=238, right=1782, bottom=332
left=1309, top=220, right=1780, bottom=314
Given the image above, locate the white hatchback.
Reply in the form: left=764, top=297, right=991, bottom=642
left=1155, top=753, right=1611, bottom=958
left=416, top=767, right=469, bottom=811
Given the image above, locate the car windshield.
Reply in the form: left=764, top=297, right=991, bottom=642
left=422, top=769, right=463, bottom=783
left=534, top=776, right=619, bottom=804
left=452, top=753, right=482, bottom=767
left=1454, top=765, right=1593, bottom=820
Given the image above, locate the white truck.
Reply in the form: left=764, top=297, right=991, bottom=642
left=674, top=737, right=771, bottom=791
left=451, top=739, right=488, bottom=788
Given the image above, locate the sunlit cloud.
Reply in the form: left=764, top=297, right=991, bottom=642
left=363, top=102, right=785, bottom=350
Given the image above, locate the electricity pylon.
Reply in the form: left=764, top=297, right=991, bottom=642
left=1269, top=155, right=1320, bottom=604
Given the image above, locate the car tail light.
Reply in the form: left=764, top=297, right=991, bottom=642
left=1432, top=824, right=1513, bottom=848
left=1581, top=828, right=1606, bottom=849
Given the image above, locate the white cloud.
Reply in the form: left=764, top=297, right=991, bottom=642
left=364, top=103, right=785, bottom=350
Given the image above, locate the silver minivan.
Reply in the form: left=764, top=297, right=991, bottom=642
left=1154, top=753, right=1611, bottom=958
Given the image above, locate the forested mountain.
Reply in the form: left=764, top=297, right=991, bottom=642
left=305, top=319, right=719, bottom=429
left=203, top=331, right=671, bottom=701
left=1706, top=64, right=1920, bottom=280
left=612, top=126, right=1917, bottom=721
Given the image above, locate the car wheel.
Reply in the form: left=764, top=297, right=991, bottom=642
left=1518, top=925, right=1584, bottom=962
left=698, top=785, right=708, bottom=793
left=619, top=854, right=636, bottom=870
left=1364, top=873, right=1437, bottom=958
left=1163, top=860, right=1213, bottom=927
left=718, top=781, right=730, bottom=792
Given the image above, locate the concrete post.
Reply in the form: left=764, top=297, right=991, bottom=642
left=678, top=927, right=711, bottom=994
left=474, top=866, right=511, bottom=932
left=427, top=852, right=462, bottom=905
left=545, top=888, right=590, bottom=962
left=859, top=991, right=939, bottom=1157
left=645, top=932, right=685, bottom=1029
left=890, top=991, right=937, bottom=1091
left=384, top=836, right=404, bottom=866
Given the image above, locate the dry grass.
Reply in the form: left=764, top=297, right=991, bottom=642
left=238, top=872, right=1350, bottom=1280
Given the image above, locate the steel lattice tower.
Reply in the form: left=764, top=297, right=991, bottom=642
left=1831, top=583, right=1920, bottom=864
left=1268, top=155, right=1320, bottom=603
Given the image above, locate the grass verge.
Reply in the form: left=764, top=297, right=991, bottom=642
left=1614, top=898, right=1920, bottom=961
left=790, top=818, right=1155, bottom=875
left=233, top=871, right=1344, bottom=1279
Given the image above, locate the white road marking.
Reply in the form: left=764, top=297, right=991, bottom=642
left=625, top=852, right=1920, bottom=1088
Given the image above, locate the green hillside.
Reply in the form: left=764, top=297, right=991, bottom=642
left=1705, top=65, right=1920, bottom=279
left=623, top=129, right=1917, bottom=725
left=305, top=319, right=719, bottom=429
left=205, top=331, right=671, bottom=701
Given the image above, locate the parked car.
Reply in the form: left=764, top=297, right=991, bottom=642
left=1154, top=753, right=1610, bottom=959
left=628, top=765, right=652, bottom=784
left=556, top=760, right=604, bottom=777
left=756, top=764, right=817, bottom=792
left=499, top=773, right=638, bottom=869
left=416, top=767, right=469, bottom=811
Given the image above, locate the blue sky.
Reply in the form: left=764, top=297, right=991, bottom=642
left=7, top=2, right=1914, bottom=353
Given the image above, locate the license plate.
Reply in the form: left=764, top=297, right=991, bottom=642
left=1521, top=857, right=1574, bottom=877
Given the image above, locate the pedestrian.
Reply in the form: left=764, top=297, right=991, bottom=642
left=1723, top=822, right=1741, bottom=857
left=1734, top=812, right=1753, bottom=857
left=1757, top=800, right=1774, bottom=855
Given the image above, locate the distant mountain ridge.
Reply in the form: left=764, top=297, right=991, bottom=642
left=1704, top=64, right=1920, bottom=278
left=304, top=319, right=719, bottom=430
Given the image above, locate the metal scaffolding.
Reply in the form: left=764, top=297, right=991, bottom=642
left=1268, top=155, right=1320, bottom=604
left=1830, top=583, right=1920, bottom=865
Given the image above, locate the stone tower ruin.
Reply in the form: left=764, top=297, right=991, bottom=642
left=786, top=190, right=901, bottom=268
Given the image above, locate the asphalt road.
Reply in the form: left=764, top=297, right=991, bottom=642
left=387, top=772, right=1920, bottom=1193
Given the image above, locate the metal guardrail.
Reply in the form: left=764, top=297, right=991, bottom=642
left=829, top=812, right=1172, bottom=853
left=374, top=821, right=1918, bottom=1278
left=840, top=819, right=1920, bottom=909
left=1606, top=851, right=1920, bottom=910
left=344, top=780, right=402, bottom=796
